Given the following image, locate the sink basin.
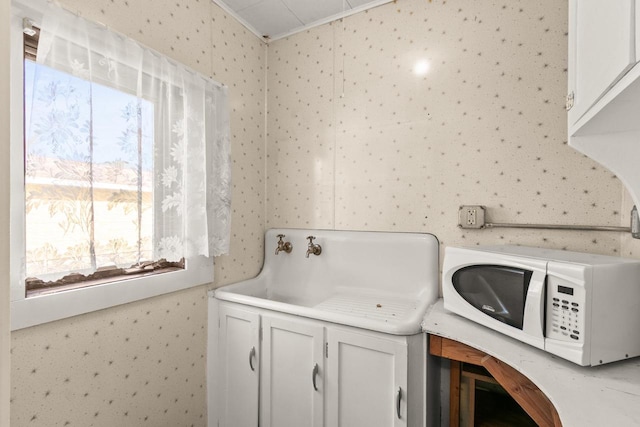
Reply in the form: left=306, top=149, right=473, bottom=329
left=214, top=229, right=439, bottom=335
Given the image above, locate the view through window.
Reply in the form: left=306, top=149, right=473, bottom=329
left=24, top=59, right=161, bottom=290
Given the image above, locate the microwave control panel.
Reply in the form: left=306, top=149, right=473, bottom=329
left=546, top=275, right=585, bottom=343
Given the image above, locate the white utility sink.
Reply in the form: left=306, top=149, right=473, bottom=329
left=214, top=229, right=439, bottom=335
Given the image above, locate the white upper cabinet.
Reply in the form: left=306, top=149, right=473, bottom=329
left=568, top=0, right=636, bottom=126
left=637, top=0, right=640, bottom=60
left=568, top=0, right=640, bottom=210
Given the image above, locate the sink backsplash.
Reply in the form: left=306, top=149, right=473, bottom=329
left=262, top=228, right=439, bottom=300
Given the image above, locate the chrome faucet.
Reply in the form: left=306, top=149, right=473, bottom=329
left=305, top=235, right=322, bottom=258
left=275, top=234, right=292, bottom=255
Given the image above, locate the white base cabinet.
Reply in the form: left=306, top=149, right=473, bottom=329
left=327, top=328, right=409, bottom=427
left=261, top=315, right=325, bottom=427
left=217, top=305, right=260, bottom=427
left=213, top=301, right=426, bottom=427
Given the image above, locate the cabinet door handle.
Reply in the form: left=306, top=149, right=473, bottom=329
left=312, top=363, right=319, bottom=391
left=396, top=386, right=402, bottom=419
left=249, top=346, right=256, bottom=371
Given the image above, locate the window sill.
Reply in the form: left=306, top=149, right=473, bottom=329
left=10, top=256, right=213, bottom=331
left=26, top=265, right=184, bottom=298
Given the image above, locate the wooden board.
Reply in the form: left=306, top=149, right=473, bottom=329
left=449, top=360, right=461, bottom=427
left=481, top=354, right=559, bottom=427
left=429, top=334, right=488, bottom=364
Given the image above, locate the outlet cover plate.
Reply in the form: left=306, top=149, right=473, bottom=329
left=458, top=205, right=486, bottom=229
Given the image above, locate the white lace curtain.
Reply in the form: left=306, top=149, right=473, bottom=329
left=25, top=2, right=230, bottom=278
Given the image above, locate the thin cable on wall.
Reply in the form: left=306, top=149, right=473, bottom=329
left=332, top=14, right=337, bottom=228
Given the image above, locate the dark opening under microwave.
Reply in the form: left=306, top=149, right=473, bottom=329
left=442, top=245, right=640, bottom=366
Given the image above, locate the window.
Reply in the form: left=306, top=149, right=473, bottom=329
left=10, top=2, right=231, bottom=330
left=24, top=59, right=176, bottom=296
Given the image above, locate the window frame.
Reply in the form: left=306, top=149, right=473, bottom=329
left=9, top=5, right=214, bottom=331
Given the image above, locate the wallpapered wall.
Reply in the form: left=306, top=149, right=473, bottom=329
left=266, top=0, right=626, bottom=256
left=11, top=0, right=638, bottom=425
left=10, top=0, right=266, bottom=425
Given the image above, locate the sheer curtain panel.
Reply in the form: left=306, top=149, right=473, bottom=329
left=23, top=2, right=231, bottom=283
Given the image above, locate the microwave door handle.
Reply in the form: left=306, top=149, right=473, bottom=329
left=522, top=271, right=546, bottom=343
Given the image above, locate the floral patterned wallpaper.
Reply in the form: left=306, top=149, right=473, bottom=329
left=11, top=0, right=265, bottom=425
left=266, top=0, right=626, bottom=258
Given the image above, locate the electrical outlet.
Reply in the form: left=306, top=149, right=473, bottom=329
left=458, top=205, right=486, bottom=229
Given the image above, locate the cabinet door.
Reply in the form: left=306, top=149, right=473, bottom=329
left=218, top=305, right=260, bottom=427
left=327, top=329, right=408, bottom=427
left=569, top=0, right=635, bottom=123
left=261, top=315, right=325, bottom=427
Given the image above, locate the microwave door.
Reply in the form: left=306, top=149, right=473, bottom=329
left=452, top=265, right=533, bottom=330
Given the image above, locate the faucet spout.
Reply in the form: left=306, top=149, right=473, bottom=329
left=275, top=234, right=292, bottom=255
left=305, top=235, right=322, bottom=258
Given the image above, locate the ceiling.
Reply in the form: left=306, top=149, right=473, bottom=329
left=212, top=0, right=393, bottom=41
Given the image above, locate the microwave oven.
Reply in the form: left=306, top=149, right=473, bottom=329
left=442, top=245, right=640, bottom=366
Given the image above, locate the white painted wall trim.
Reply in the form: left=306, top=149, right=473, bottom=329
left=0, top=0, right=12, bottom=422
